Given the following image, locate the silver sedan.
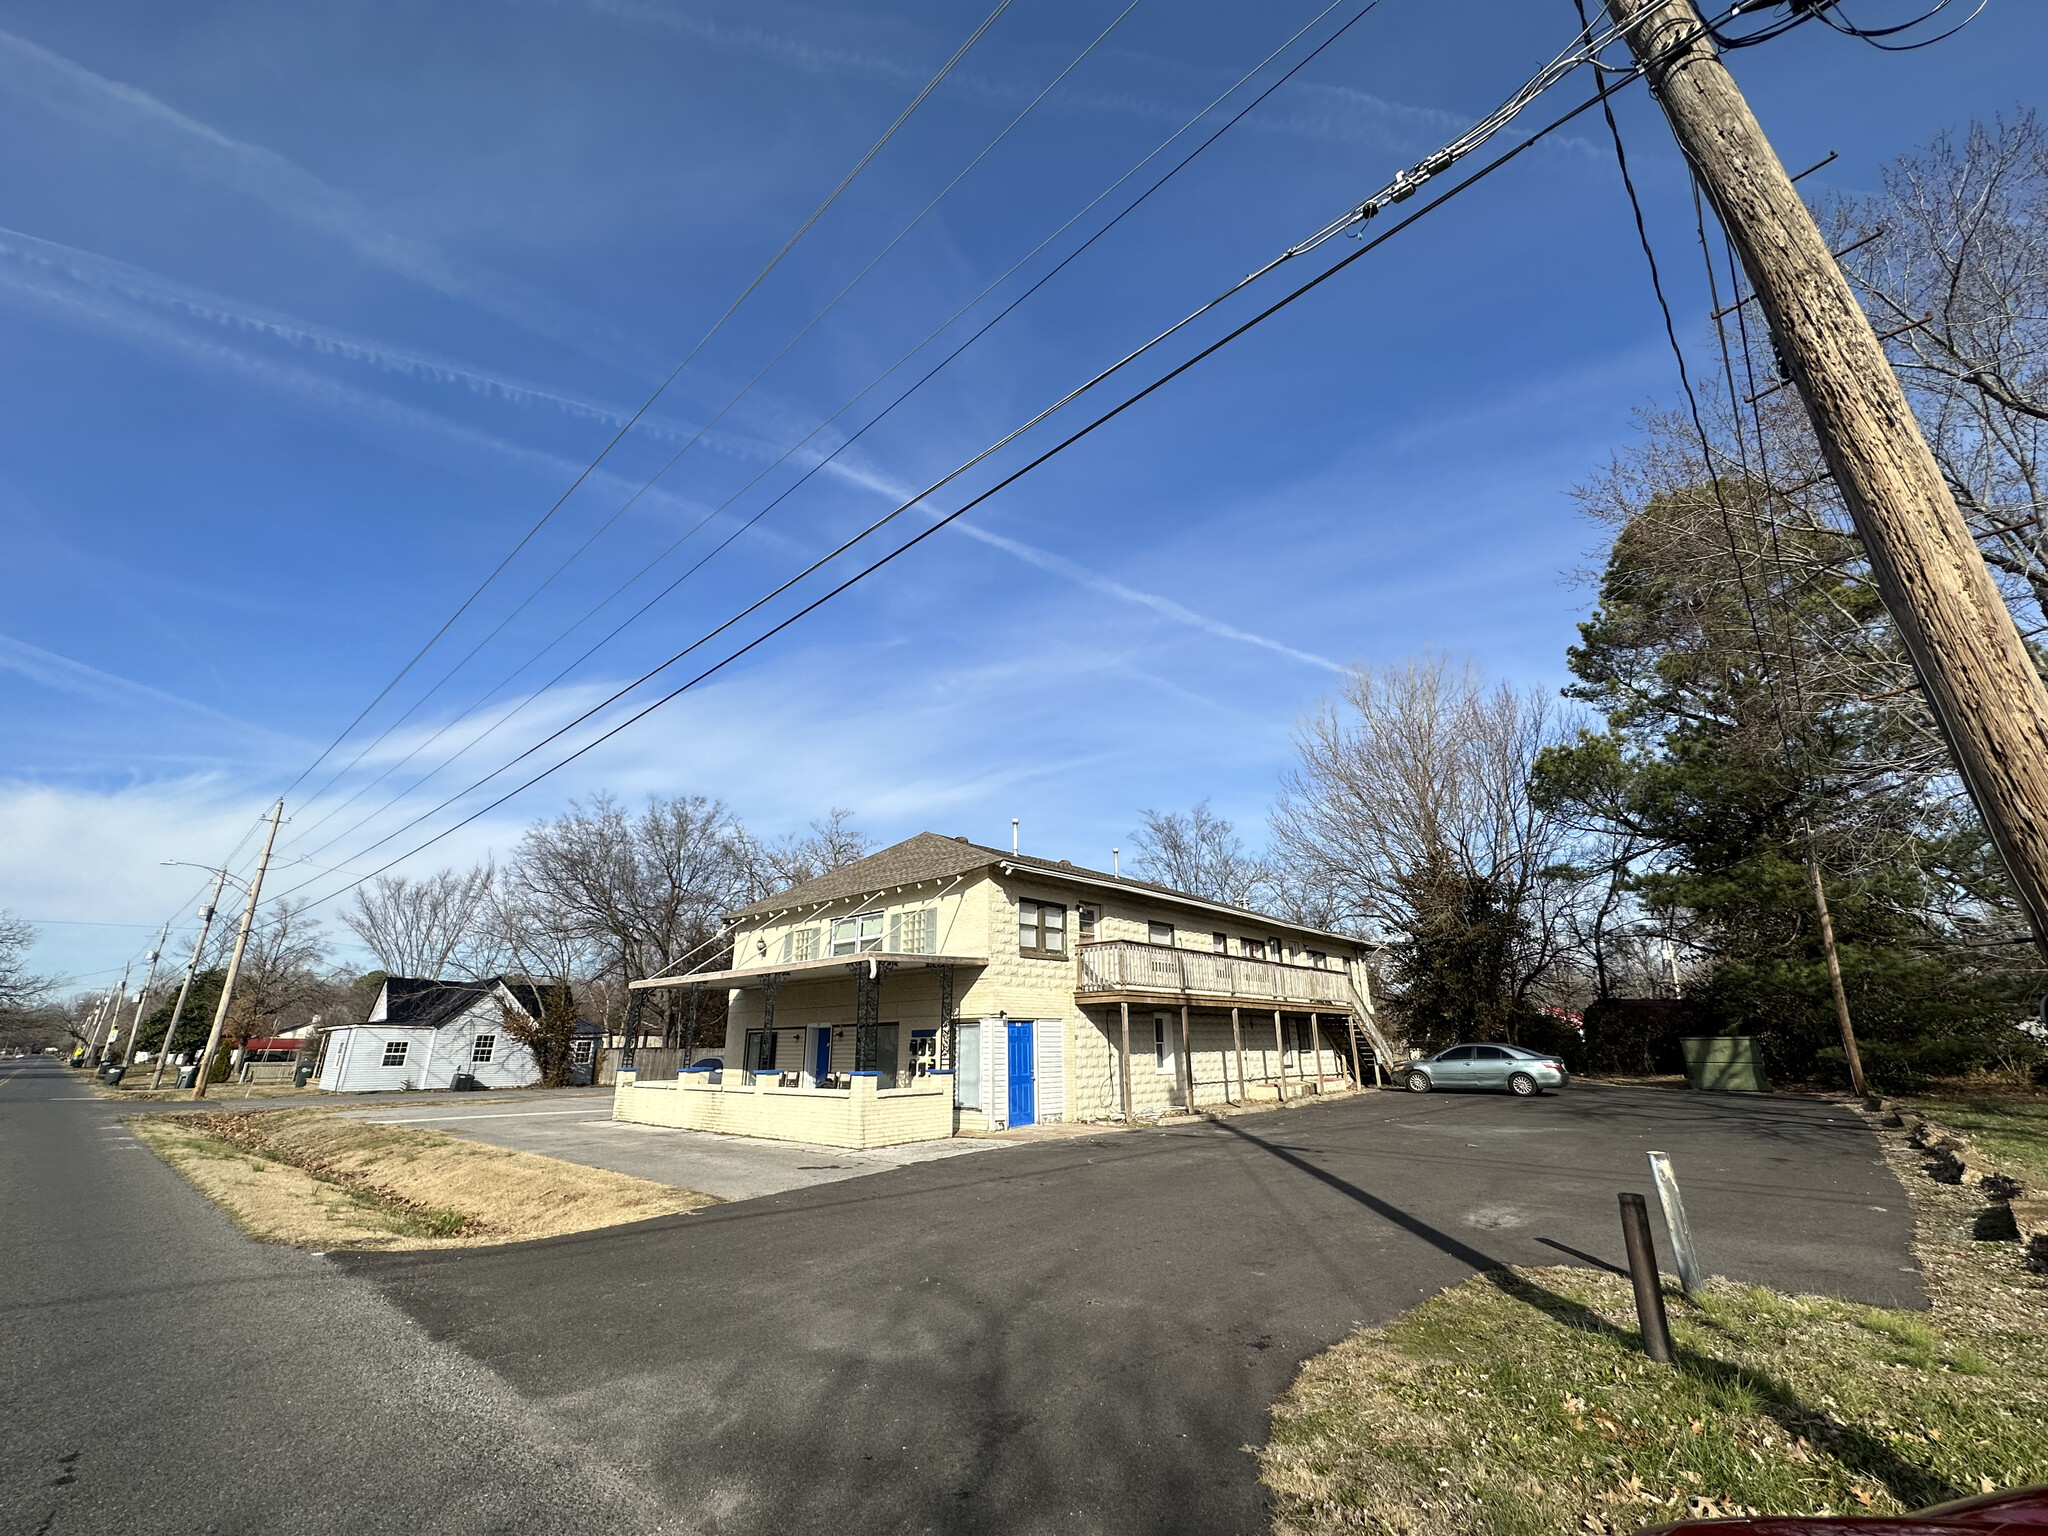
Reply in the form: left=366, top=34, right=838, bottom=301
left=1402, top=1043, right=1569, bottom=1096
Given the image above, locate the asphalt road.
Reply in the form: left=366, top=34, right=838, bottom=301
left=0, top=1058, right=668, bottom=1536
left=346, top=1082, right=1917, bottom=1536
left=345, top=1101, right=1003, bottom=1200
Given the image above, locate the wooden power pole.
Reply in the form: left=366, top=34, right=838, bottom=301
left=1606, top=0, right=2048, bottom=962
left=190, top=801, right=283, bottom=1101
left=149, top=868, right=230, bottom=1090
left=119, top=923, right=172, bottom=1070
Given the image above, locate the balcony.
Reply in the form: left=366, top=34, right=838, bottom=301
left=1076, top=940, right=1360, bottom=1011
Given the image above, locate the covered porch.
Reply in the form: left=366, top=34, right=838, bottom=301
left=614, top=953, right=987, bottom=1147
left=1075, top=940, right=1397, bottom=1119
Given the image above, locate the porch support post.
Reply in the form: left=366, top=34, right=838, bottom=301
left=1179, top=1003, right=1193, bottom=1112
left=1309, top=1011, right=1324, bottom=1090
left=1231, top=1007, right=1245, bottom=1105
left=621, top=990, right=645, bottom=1071
left=1118, top=1001, right=1133, bottom=1121
left=1273, top=1010, right=1289, bottom=1102
left=937, top=965, right=955, bottom=1069
left=759, top=972, right=787, bottom=1076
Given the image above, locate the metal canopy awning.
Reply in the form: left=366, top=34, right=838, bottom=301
left=629, top=952, right=989, bottom=992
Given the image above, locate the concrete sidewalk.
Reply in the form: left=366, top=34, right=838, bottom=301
left=346, top=1099, right=1006, bottom=1200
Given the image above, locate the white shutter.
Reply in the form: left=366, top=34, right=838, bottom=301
left=1036, top=1019, right=1064, bottom=1123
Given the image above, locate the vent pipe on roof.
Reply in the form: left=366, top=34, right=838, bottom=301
left=1113, top=847, right=1120, bottom=878
left=1011, top=818, right=1019, bottom=854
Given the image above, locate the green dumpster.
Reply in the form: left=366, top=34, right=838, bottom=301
left=1680, top=1036, right=1768, bottom=1092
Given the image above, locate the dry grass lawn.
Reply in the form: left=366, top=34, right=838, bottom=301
left=131, top=1107, right=714, bottom=1250
left=1259, top=1111, right=2048, bottom=1536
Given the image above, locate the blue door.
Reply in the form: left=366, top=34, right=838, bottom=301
left=1006, top=1021, right=1036, bottom=1127
left=813, top=1028, right=832, bottom=1083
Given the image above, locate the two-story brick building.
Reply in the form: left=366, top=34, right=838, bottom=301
left=610, top=832, right=1393, bottom=1148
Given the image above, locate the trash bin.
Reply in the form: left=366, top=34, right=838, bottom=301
left=102, top=1066, right=126, bottom=1087
left=450, top=1072, right=478, bottom=1092
left=177, top=1064, right=201, bottom=1090
left=294, top=1060, right=317, bottom=1088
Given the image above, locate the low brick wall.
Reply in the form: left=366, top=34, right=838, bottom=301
left=611, top=1071, right=955, bottom=1149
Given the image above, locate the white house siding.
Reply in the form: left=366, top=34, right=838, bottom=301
left=316, top=997, right=540, bottom=1093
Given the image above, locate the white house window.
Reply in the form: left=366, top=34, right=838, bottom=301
left=381, top=1040, right=409, bottom=1067
left=1148, top=921, right=1174, bottom=947
left=471, top=1034, right=496, bottom=1064
left=831, top=912, right=885, bottom=956
left=1018, top=900, right=1066, bottom=958
left=570, top=1038, right=595, bottom=1066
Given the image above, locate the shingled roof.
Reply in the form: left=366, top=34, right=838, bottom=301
left=732, top=831, right=1368, bottom=946
left=731, top=832, right=1001, bottom=918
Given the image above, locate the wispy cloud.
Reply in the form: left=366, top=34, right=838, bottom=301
left=812, top=453, right=1344, bottom=672
left=0, top=27, right=655, bottom=370
left=0, top=631, right=279, bottom=738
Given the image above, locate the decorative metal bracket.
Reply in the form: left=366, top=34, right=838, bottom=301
left=936, top=964, right=955, bottom=1069
left=848, top=959, right=897, bottom=1070
left=621, top=989, right=645, bottom=1070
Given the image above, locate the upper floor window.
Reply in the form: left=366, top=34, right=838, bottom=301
left=1211, top=931, right=1227, bottom=954
left=1019, top=900, right=1067, bottom=958
left=892, top=908, right=932, bottom=954
left=1078, top=903, right=1100, bottom=943
left=1240, top=937, right=1266, bottom=960
left=782, top=926, right=819, bottom=963
left=381, top=1040, right=409, bottom=1067
left=832, top=911, right=885, bottom=956
left=1307, top=949, right=1327, bottom=969
left=1147, top=921, right=1174, bottom=947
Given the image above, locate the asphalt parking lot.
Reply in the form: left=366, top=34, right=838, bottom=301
left=348, top=1083, right=1914, bottom=1536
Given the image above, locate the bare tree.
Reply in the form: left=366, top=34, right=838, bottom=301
left=230, top=899, right=335, bottom=1045
left=1270, top=656, right=1579, bottom=1038
left=742, top=808, right=874, bottom=899
left=0, top=912, right=51, bottom=1017
left=342, top=864, right=498, bottom=978
left=505, top=793, right=757, bottom=1046
left=1127, top=802, right=1268, bottom=908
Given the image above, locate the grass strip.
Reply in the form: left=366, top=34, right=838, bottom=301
left=130, top=1107, right=713, bottom=1250
left=1262, top=1264, right=2046, bottom=1535
left=1902, top=1092, right=2048, bottom=1187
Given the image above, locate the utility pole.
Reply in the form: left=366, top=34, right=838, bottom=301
left=120, top=924, right=172, bottom=1069
left=1606, top=0, right=2048, bottom=964
left=1807, top=851, right=1867, bottom=1099
left=151, top=868, right=230, bottom=1090
left=190, top=801, right=283, bottom=1101
left=95, top=966, right=131, bottom=1065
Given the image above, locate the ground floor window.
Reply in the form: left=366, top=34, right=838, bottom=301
left=569, top=1037, right=595, bottom=1066
left=381, top=1040, right=409, bottom=1067
left=745, top=1029, right=776, bottom=1072
left=471, top=1034, right=496, bottom=1064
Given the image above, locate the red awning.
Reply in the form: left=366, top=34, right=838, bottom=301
left=243, top=1038, right=301, bottom=1053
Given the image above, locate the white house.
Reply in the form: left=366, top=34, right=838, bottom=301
left=312, top=977, right=577, bottom=1093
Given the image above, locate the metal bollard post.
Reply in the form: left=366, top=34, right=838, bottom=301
left=1618, top=1192, right=1675, bottom=1364
left=1647, top=1151, right=1702, bottom=1297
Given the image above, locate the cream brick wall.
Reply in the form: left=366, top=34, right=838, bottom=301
left=612, top=1071, right=953, bottom=1148
left=1071, top=1006, right=1364, bottom=1117
left=731, top=876, right=987, bottom=974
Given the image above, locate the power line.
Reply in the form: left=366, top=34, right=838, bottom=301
left=271, top=66, right=1654, bottom=914
left=276, top=0, right=1015, bottom=805
left=274, top=0, right=1390, bottom=862
left=282, top=0, right=1124, bottom=826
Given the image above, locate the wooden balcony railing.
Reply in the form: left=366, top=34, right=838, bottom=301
left=1076, top=940, right=1358, bottom=1009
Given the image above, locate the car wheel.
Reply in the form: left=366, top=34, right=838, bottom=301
left=1405, top=1071, right=1433, bottom=1093
left=1508, top=1072, right=1539, bottom=1097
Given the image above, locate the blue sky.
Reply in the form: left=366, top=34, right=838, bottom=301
left=6, top=0, right=2044, bottom=986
